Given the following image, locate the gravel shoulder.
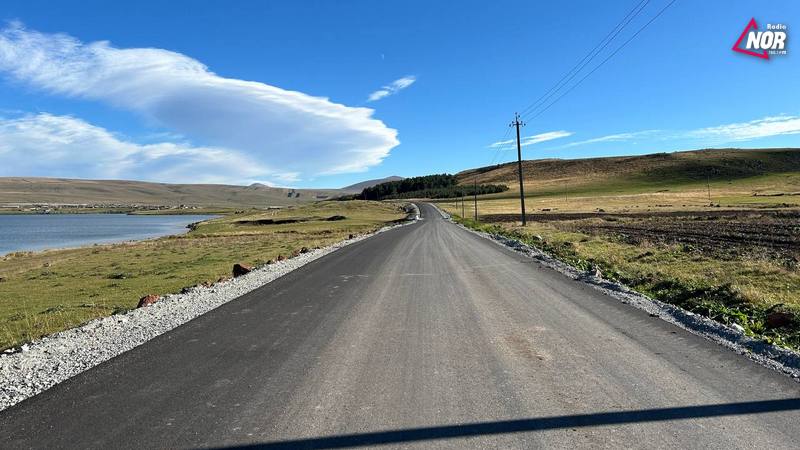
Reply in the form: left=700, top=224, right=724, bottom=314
left=0, top=204, right=420, bottom=412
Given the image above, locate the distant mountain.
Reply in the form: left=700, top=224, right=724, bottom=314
left=342, top=176, right=404, bottom=193
left=0, top=177, right=346, bottom=208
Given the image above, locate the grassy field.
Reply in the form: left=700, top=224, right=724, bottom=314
left=450, top=170, right=800, bottom=214
left=438, top=148, right=800, bottom=349
left=0, top=200, right=406, bottom=350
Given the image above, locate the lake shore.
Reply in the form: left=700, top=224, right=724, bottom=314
left=0, top=213, right=218, bottom=257
left=0, top=205, right=235, bottom=215
left=0, top=201, right=407, bottom=350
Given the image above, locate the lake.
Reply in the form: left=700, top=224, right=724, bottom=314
left=0, top=214, right=217, bottom=256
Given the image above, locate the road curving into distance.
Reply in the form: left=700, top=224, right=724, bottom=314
left=1, top=203, right=798, bottom=448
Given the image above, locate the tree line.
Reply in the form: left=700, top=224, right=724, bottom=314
left=354, top=174, right=508, bottom=200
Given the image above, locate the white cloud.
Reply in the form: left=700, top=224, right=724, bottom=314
left=560, top=116, right=800, bottom=150
left=489, top=131, right=572, bottom=149
left=563, top=130, right=660, bottom=148
left=367, top=76, right=416, bottom=102
left=0, top=113, right=282, bottom=184
left=687, top=115, right=800, bottom=143
left=0, top=23, right=399, bottom=181
left=488, top=138, right=515, bottom=148
left=487, top=114, right=800, bottom=157
left=520, top=131, right=573, bottom=147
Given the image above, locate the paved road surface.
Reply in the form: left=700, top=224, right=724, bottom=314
left=2, top=203, right=798, bottom=449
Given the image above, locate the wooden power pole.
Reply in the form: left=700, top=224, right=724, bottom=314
left=473, top=174, right=478, bottom=221
left=510, top=113, right=527, bottom=226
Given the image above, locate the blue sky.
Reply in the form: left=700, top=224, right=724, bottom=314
left=0, top=0, right=798, bottom=188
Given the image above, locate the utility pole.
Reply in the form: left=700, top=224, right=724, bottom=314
left=510, top=113, right=527, bottom=226
left=461, top=189, right=465, bottom=217
left=473, top=174, right=478, bottom=221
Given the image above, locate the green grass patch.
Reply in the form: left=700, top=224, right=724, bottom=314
left=0, top=201, right=406, bottom=350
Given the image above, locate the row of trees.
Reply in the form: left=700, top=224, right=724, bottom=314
left=357, top=174, right=508, bottom=200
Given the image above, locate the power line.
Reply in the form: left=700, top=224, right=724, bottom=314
left=518, top=0, right=652, bottom=118
left=487, top=0, right=660, bottom=170
left=477, top=0, right=678, bottom=225
left=488, top=127, right=512, bottom=166
left=481, top=0, right=656, bottom=217
left=524, top=0, right=679, bottom=122
left=470, top=124, right=512, bottom=222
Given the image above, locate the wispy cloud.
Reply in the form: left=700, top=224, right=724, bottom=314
left=0, top=113, right=286, bottom=184
left=0, top=23, right=399, bottom=182
left=367, top=76, right=416, bottom=102
left=552, top=115, right=800, bottom=151
left=488, top=139, right=515, bottom=148
left=520, top=131, right=573, bottom=147
left=562, top=130, right=660, bottom=148
left=489, top=130, right=572, bottom=149
left=687, top=115, right=800, bottom=143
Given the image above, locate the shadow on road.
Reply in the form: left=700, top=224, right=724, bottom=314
left=213, top=398, right=800, bottom=449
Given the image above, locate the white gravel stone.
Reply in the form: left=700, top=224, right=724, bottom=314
left=0, top=204, right=419, bottom=412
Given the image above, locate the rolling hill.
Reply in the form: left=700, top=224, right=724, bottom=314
left=0, top=177, right=346, bottom=208
left=456, top=148, right=800, bottom=195
left=341, top=176, right=404, bottom=193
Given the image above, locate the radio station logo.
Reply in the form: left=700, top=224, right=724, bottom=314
left=732, top=18, right=788, bottom=59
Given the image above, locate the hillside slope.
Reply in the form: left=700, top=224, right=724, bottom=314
left=0, top=177, right=345, bottom=208
left=341, top=176, right=404, bottom=193
left=457, top=148, right=800, bottom=192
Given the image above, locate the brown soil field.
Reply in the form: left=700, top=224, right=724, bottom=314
left=484, top=209, right=800, bottom=260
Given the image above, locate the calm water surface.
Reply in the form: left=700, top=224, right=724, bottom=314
left=0, top=214, right=216, bottom=255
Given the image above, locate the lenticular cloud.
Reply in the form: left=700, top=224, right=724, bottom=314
left=0, top=23, right=399, bottom=181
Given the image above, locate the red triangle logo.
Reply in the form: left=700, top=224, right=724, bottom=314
left=732, top=18, right=769, bottom=59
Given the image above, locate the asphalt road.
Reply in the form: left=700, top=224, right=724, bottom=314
left=2, top=203, right=798, bottom=449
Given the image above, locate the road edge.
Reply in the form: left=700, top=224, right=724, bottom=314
left=0, top=203, right=421, bottom=412
left=429, top=203, right=800, bottom=381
